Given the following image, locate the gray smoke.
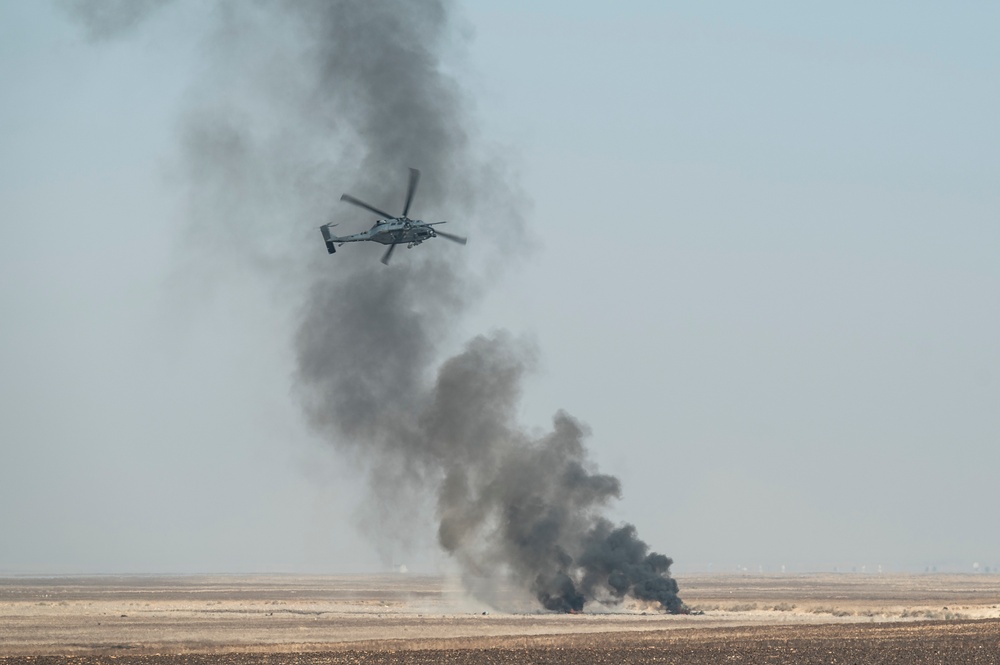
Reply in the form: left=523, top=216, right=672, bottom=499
left=424, top=334, right=685, bottom=612
left=59, top=0, right=174, bottom=41
left=64, top=0, right=684, bottom=613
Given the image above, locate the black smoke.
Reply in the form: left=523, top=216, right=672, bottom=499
left=62, top=0, right=685, bottom=613
left=423, top=335, right=686, bottom=612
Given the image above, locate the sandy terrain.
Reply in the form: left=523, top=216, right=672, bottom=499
left=2, top=573, right=999, bottom=663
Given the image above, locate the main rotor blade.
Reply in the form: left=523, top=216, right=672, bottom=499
left=380, top=242, right=398, bottom=265
left=341, top=193, right=393, bottom=219
left=402, top=167, right=420, bottom=218
left=435, top=230, right=467, bottom=245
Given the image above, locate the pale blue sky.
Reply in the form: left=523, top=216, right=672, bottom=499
left=1, top=2, right=997, bottom=575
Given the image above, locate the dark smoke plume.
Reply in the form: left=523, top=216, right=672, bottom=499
left=423, top=335, right=685, bottom=612
left=63, top=0, right=684, bottom=613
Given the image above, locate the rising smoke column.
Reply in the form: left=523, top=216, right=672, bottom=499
left=424, top=335, right=685, bottom=612
left=63, top=0, right=685, bottom=612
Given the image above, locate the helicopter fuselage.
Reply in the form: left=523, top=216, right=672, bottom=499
left=321, top=167, right=466, bottom=264
left=331, top=217, right=438, bottom=246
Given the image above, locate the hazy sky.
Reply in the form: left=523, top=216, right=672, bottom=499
left=1, top=2, right=998, bottom=576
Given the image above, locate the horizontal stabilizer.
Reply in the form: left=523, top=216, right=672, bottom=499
left=320, top=226, right=337, bottom=254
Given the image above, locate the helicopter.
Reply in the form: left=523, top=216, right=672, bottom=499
left=320, top=168, right=467, bottom=265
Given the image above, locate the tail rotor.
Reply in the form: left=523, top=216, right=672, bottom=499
left=320, top=224, right=338, bottom=254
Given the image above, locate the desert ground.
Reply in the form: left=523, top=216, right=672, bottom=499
left=2, top=573, right=999, bottom=663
